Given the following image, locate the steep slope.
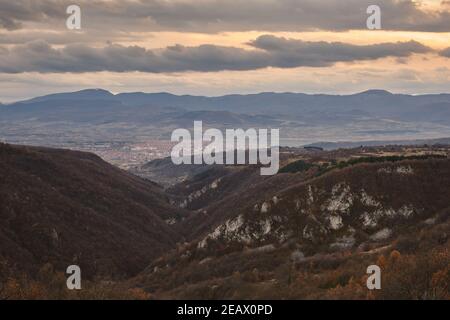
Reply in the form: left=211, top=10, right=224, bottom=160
left=133, top=156, right=450, bottom=299
left=195, top=159, right=450, bottom=251
left=168, top=164, right=314, bottom=240
left=0, top=143, right=184, bottom=279
left=136, top=148, right=312, bottom=239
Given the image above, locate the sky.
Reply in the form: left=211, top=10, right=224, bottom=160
left=0, top=0, right=449, bottom=102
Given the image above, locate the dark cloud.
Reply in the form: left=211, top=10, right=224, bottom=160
left=0, top=16, right=22, bottom=30
left=0, top=0, right=449, bottom=33
left=249, top=35, right=431, bottom=67
left=0, top=36, right=433, bottom=73
left=0, top=1, right=63, bottom=30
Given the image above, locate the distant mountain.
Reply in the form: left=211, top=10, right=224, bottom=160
left=0, top=143, right=185, bottom=279
left=6, top=89, right=450, bottom=122
left=354, top=89, right=394, bottom=96
left=2, top=88, right=450, bottom=160
left=24, top=89, right=115, bottom=103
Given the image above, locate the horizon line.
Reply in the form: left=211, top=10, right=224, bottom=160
left=6, top=88, right=450, bottom=105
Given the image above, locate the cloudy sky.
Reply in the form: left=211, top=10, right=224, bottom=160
left=0, top=0, right=449, bottom=102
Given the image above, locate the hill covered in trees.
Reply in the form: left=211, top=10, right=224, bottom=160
left=0, top=143, right=449, bottom=299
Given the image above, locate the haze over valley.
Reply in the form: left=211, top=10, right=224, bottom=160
left=1, top=88, right=450, bottom=169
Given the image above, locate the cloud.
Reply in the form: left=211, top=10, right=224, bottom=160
left=0, top=36, right=432, bottom=73
left=0, top=1, right=63, bottom=30
left=0, top=0, right=449, bottom=34
left=248, top=35, right=431, bottom=67
left=0, top=16, right=22, bottom=30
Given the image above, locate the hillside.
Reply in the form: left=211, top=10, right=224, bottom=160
left=132, top=148, right=450, bottom=299
left=0, top=143, right=184, bottom=280
left=0, top=143, right=448, bottom=299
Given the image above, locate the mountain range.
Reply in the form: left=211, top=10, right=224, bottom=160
left=4, top=89, right=450, bottom=123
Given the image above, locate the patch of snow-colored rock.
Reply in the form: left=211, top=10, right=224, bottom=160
left=330, top=235, right=356, bottom=250
left=180, top=178, right=222, bottom=208
left=260, top=202, right=270, bottom=213
left=370, top=228, right=392, bottom=241
left=323, top=183, right=353, bottom=214
left=378, top=166, right=414, bottom=175
left=197, top=214, right=287, bottom=249
left=328, top=215, right=344, bottom=230
left=165, top=218, right=177, bottom=225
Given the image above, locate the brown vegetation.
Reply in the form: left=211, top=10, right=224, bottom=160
left=0, top=143, right=183, bottom=280
left=1, top=143, right=449, bottom=300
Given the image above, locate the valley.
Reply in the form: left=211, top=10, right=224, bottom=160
left=131, top=145, right=450, bottom=299
left=2, top=89, right=450, bottom=171
left=2, top=0, right=450, bottom=303
left=1, top=142, right=448, bottom=299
